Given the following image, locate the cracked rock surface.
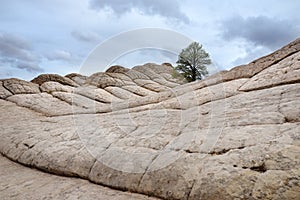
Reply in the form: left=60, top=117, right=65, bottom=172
left=1, top=39, right=300, bottom=200
left=0, top=154, right=158, bottom=200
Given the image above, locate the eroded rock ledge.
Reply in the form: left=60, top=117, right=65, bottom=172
left=0, top=154, right=159, bottom=199
left=0, top=38, right=300, bottom=200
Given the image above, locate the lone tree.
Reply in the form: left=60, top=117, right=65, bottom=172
left=175, top=42, right=211, bottom=82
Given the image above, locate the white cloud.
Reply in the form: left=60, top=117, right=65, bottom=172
left=45, top=50, right=72, bottom=61
left=71, top=30, right=102, bottom=43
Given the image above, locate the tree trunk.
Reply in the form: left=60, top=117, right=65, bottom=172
left=191, top=66, right=196, bottom=81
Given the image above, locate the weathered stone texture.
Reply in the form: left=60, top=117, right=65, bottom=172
left=1, top=38, right=300, bottom=200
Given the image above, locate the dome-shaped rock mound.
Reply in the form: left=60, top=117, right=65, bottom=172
left=1, top=78, right=40, bottom=95
left=65, top=73, right=88, bottom=85
left=106, top=65, right=129, bottom=73
left=161, top=62, right=173, bottom=67
left=31, top=73, right=78, bottom=87
left=0, top=38, right=300, bottom=200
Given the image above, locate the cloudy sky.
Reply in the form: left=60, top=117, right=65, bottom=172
left=0, top=0, right=299, bottom=80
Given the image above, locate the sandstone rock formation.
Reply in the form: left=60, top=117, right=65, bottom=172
left=31, top=73, right=78, bottom=87
left=0, top=155, right=158, bottom=200
left=0, top=38, right=299, bottom=200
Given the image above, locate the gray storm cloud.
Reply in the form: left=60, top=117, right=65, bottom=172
left=16, top=62, right=43, bottom=73
left=0, top=33, right=35, bottom=62
left=0, top=32, right=43, bottom=73
left=221, top=15, right=300, bottom=49
left=89, top=0, right=189, bottom=23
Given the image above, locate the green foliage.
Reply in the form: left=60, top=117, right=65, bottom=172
left=175, top=42, right=211, bottom=82
left=171, top=68, right=188, bottom=83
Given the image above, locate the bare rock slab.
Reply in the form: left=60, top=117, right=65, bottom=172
left=0, top=155, right=159, bottom=200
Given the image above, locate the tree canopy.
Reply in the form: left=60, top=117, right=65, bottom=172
left=175, top=42, right=211, bottom=82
